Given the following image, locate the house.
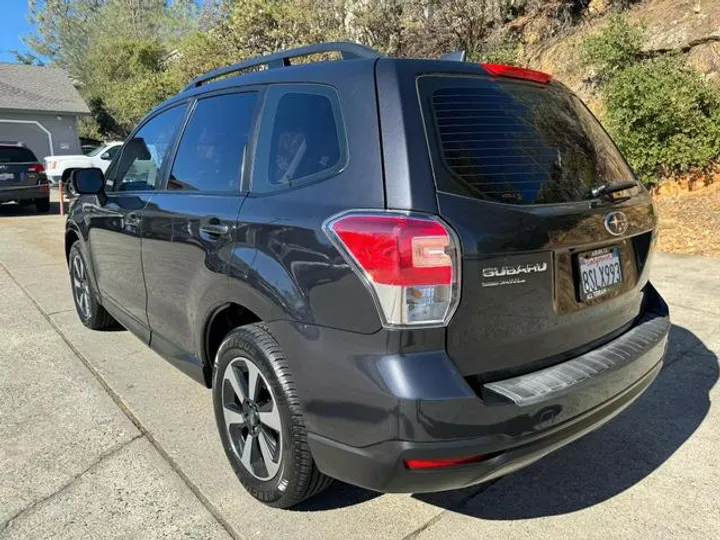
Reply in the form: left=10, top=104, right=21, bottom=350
left=0, top=63, right=90, bottom=160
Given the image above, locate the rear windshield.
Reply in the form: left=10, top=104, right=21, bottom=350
left=418, top=75, right=637, bottom=205
left=0, top=146, right=38, bottom=163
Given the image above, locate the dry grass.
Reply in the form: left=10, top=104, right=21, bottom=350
left=653, top=174, right=720, bottom=258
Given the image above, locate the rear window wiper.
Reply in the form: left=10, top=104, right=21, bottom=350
left=590, top=181, right=638, bottom=198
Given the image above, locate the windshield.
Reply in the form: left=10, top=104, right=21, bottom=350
left=86, top=145, right=107, bottom=157
left=0, top=146, right=38, bottom=163
left=418, top=75, right=639, bottom=205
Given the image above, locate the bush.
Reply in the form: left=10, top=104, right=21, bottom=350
left=581, top=14, right=643, bottom=81
left=582, top=16, right=720, bottom=185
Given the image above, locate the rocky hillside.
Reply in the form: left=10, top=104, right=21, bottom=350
left=518, top=0, right=720, bottom=106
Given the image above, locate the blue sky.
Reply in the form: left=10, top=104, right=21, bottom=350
left=0, top=1, right=33, bottom=62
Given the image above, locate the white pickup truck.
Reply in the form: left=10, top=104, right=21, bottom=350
left=44, top=141, right=123, bottom=189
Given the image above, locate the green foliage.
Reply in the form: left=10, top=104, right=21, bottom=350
left=603, top=56, right=720, bottom=183
left=581, top=14, right=643, bottom=81
left=480, top=39, right=519, bottom=65
left=582, top=15, right=720, bottom=185
left=85, top=38, right=183, bottom=136
left=24, top=0, right=197, bottom=137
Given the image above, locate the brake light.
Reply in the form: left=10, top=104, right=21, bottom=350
left=481, top=63, right=552, bottom=84
left=405, top=454, right=485, bottom=469
left=28, top=164, right=45, bottom=173
left=325, top=212, right=460, bottom=328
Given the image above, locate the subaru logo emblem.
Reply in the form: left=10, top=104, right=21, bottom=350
left=604, top=211, right=629, bottom=236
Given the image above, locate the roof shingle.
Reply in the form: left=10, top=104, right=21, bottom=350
left=0, top=63, right=90, bottom=115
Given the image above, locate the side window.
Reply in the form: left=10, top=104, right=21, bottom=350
left=168, top=92, right=258, bottom=192
left=105, top=145, right=120, bottom=160
left=110, top=105, right=187, bottom=192
left=253, top=85, right=347, bottom=194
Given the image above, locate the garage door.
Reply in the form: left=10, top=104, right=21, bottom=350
left=0, top=121, right=52, bottom=160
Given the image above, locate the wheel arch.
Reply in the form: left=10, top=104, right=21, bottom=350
left=202, top=302, right=262, bottom=387
left=64, top=227, right=80, bottom=263
left=65, top=223, right=101, bottom=301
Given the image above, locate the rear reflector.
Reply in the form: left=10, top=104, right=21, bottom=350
left=481, top=63, right=552, bottom=84
left=324, top=211, right=460, bottom=328
left=405, top=454, right=486, bottom=470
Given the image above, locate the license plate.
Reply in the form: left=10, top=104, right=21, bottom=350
left=578, top=247, right=623, bottom=301
left=0, top=172, right=14, bottom=181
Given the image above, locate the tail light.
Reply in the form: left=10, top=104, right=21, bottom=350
left=481, top=63, right=552, bottom=84
left=28, top=164, right=45, bottom=173
left=324, top=211, right=461, bottom=328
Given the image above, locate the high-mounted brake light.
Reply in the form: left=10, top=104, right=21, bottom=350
left=481, top=63, right=552, bottom=84
left=28, top=164, right=45, bottom=173
left=324, top=212, right=461, bottom=328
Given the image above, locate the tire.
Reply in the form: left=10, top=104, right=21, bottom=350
left=212, top=323, right=333, bottom=508
left=68, top=242, right=116, bottom=330
left=64, top=180, right=77, bottom=198
left=35, top=198, right=50, bottom=213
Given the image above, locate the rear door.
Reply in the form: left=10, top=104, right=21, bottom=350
left=142, top=90, right=259, bottom=369
left=0, top=146, right=42, bottom=195
left=415, top=71, right=656, bottom=381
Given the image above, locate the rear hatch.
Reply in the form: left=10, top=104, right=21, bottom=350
left=0, top=146, right=44, bottom=189
left=416, top=71, right=656, bottom=382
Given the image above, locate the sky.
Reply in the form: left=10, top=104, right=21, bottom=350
left=0, top=0, right=34, bottom=63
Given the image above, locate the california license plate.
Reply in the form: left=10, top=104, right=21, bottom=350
left=578, top=247, right=623, bottom=301
left=0, top=172, right=14, bottom=181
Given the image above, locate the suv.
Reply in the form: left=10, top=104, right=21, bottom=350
left=65, top=43, right=670, bottom=508
left=0, top=143, right=50, bottom=212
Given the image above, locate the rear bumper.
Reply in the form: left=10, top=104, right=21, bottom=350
left=308, top=359, right=661, bottom=492
left=0, top=186, right=48, bottom=202
left=267, top=283, right=669, bottom=493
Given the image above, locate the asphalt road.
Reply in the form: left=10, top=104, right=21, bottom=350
left=1, top=196, right=718, bottom=540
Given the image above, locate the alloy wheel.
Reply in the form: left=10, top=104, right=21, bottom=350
left=72, top=254, right=91, bottom=319
left=222, top=356, right=283, bottom=480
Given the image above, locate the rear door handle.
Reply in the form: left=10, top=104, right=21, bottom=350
left=199, top=219, right=230, bottom=238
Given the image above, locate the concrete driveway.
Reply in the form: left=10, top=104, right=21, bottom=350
left=1, top=197, right=718, bottom=540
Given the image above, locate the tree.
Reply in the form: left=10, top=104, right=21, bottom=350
left=11, top=50, right=45, bottom=66
left=24, top=0, right=103, bottom=80
left=23, top=0, right=199, bottom=137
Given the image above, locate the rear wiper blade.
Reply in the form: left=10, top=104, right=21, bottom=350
left=590, top=181, right=638, bottom=198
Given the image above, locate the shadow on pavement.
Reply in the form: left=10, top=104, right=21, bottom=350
left=293, top=325, right=717, bottom=514
left=416, top=324, right=717, bottom=518
left=292, top=481, right=381, bottom=511
left=0, top=200, right=68, bottom=217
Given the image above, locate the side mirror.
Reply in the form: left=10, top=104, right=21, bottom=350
left=71, top=168, right=105, bottom=195
left=100, top=152, right=111, bottom=160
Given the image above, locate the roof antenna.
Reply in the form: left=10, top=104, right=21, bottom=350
left=440, top=50, right=466, bottom=62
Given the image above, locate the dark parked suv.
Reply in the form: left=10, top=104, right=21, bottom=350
left=65, top=43, right=670, bottom=508
left=0, top=143, right=50, bottom=212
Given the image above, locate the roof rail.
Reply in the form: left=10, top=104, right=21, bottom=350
left=183, top=41, right=382, bottom=91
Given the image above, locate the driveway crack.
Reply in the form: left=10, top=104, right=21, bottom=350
left=0, top=262, right=243, bottom=540
left=0, top=434, right=145, bottom=535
